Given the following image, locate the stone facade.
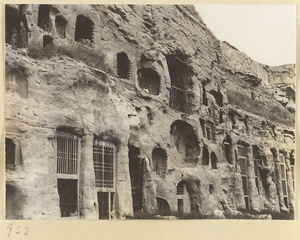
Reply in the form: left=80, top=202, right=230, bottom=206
left=5, top=4, right=295, bottom=219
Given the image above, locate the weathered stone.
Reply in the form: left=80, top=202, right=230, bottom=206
left=5, top=4, right=295, bottom=220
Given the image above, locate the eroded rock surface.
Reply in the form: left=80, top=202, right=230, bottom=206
left=5, top=4, right=295, bottom=219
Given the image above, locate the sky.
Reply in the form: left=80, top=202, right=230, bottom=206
left=195, top=5, right=296, bottom=66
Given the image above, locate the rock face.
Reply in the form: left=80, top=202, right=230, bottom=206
left=5, top=4, right=295, bottom=219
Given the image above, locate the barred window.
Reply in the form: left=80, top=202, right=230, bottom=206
left=279, top=153, right=288, bottom=207
left=167, top=55, right=187, bottom=112
left=177, top=181, right=184, bottom=195
left=252, top=145, right=260, bottom=194
left=93, top=140, right=115, bottom=189
left=56, top=133, right=79, bottom=175
left=238, top=144, right=249, bottom=209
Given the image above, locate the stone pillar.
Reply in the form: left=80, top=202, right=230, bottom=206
left=247, top=145, right=260, bottom=212
left=79, top=134, right=98, bottom=219
left=272, top=149, right=288, bottom=212
left=285, top=153, right=294, bottom=211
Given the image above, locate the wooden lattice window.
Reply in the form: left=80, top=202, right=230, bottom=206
left=238, top=145, right=249, bottom=209
left=279, top=153, right=288, bottom=208
left=56, top=133, right=80, bottom=175
left=253, top=145, right=261, bottom=195
left=177, top=181, right=184, bottom=195
left=93, top=140, right=115, bottom=189
left=290, top=156, right=295, bottom=192
left=167, top=55, right=187, bottom=112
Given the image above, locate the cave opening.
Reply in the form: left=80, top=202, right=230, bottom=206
left=117, top=52, right=130, bottom=79
left=75, top=15, right=94, bottom=44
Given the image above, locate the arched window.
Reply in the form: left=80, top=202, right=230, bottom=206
left=152, top=148, right=167, bottom=178
left=211, top=152, right=217, bottom=169
left=138, top=68, right=160, bottom=95
left=117, top=52, right=130, bottom=79
left=75, top=15, right=94, bottom=44
left=55, top=15, right=67, bottom=38
left=171, top=120, right=199, bottom=164
left=202, top=146, right=209, bottom=166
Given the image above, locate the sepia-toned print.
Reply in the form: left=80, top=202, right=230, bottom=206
left=5, top=4, right=295, bottom=220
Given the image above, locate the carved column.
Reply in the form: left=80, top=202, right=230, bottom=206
left=79, top=134, right=98, bottom=219
left=285, top=153, right=294, bottom=211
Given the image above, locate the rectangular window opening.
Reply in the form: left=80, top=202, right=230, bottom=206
left=93, top=140, right=115, bottom=189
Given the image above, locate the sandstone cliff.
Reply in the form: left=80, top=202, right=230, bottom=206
left=5, top=4, right=295, bottom=219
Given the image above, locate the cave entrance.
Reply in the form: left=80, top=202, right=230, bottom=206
left=43, top=35, right=53, bottom=48
left=211, top=152, right=217, bottom=169
left=138, top=68, right=160, bottom=95
left=5, top=6, right=19, bottom=46
left=209, top=89, right=223, bottom=107
left=37, top=5, right=52, bottom=32
left=75, top=15, right=94, bottom=43
left=6, top=184, right=25, bottom=219
left=129, top=145, right=144, bottom=213
left=5, top=138, right=16, bottom=170
left=117, top=52, right=130, bottom=79
left=156, top=197, right=170, bottom=215
left=55, top=15, right=67, bottom=38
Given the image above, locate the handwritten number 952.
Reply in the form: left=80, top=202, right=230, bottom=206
left=7, top=224, right=29, bottom=237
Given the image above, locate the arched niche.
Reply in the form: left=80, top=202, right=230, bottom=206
left=152, top=148, right=167, bottom=178
left=170, top=120, right=199, bottom=164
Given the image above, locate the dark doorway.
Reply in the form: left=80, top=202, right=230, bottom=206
left=37, top=5, right=52, bottom=32
left=75, top=15, right=94, bottom=43
left=138, top=68, right=160, bottom=95
left=55, top=15, right=67, bottom=38
left=97, top=192, right=114, bottom=219
left=117, top=52, right=130, bottom=79
left=57, top=179, right=78, bottom=217
left=5, top=138, right=15, bottom=170
left=178, top=199, right=183, bottom=213
left=5, top=6, right=19, bottom=46
left=156, top=198, right=170, bottom=215
left=128, top=145, right=144, bottom=213
left=43, top=35, right=53, bottom=48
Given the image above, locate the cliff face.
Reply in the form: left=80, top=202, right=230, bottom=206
left=5, top=4, right=295, bottom=219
